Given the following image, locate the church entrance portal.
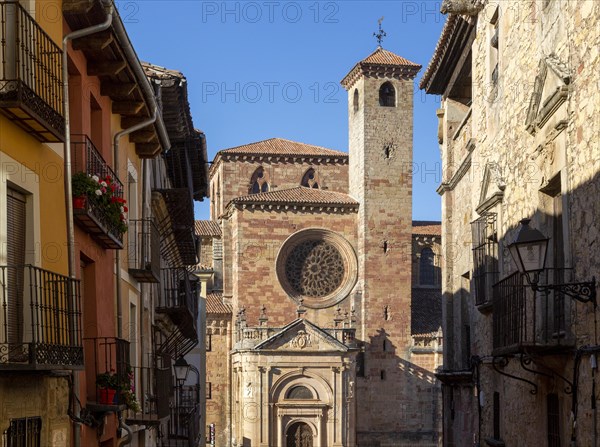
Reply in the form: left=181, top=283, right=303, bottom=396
left=286, top=422, right=313, bottom=447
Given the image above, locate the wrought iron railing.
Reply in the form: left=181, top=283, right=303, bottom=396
left=167, top=385, right=200, bottom=446
left=71, top=135, right=125, bottom=249
left=0, top=265, right=83, bottom=369
left=127, top=364, right=172, bottom=422
left=472, top=213, right=499, bottom=307
left=492, top=270, right=571, bottom=355
left=157, top=268, right=199, bottom=328
left=128, top=219, right=160, bottom=282
left=0, top=2, right=64, bottom=141
left=84, top=337, right=130, bottom=406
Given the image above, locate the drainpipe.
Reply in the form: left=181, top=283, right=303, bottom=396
left=62, top=5, right=114, bottom=447
left=114, top=105, right=159, bottom=339
left=112, top=103, right=158, bottom=447
left=116, top=412, right=133, bottom=447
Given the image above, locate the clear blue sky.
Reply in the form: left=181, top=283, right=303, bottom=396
left=124, top=1, right=445, bottom=221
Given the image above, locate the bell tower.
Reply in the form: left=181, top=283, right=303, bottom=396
left=341, top=45, right=421, bottom=443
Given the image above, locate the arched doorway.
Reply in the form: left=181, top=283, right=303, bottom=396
left=286, top=422, right=313, bottom=447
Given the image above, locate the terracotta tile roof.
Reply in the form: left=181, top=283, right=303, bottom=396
left=230, top=187, right=359, bottom=207
left=411, top=288, right=442, bottom=336
left=142, top=62, right=185, bottom=80
left=206, top=292, right=232, bottom=314
left=360, top=47, right=422, bottom=68
left=219, top=138, right=347, bottom=157
left=341, top=47, right=422, bottom=88
left=412, top=221, right=442, bottom=236
left=195, top=220, right=222, bottom=237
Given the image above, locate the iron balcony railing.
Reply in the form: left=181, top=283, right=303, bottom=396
left=0, top=1, right=64, bottom=141
left=492, top=270, right=572, bottom=356
left=0, top=265, right=83, bottom=369
left=71, top=135, right=125, bottom=249
left=157, top=268, right=199, bottom=336
left=84, top=337, right=130, bottom=408
left=128, top=219, right=160, bottom=282
left=126, top=364, right=172, bottom=424
left=166, top=385, right=200, bottom=447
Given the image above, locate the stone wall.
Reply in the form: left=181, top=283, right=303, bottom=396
left=210, top=159, right=349, bottom=218
left=206, top=316, right=232, bottom=447
left=436, top=1, right=600, bottom=445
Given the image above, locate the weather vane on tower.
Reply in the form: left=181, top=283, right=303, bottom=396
left=373, top=16, right=386, bottom=48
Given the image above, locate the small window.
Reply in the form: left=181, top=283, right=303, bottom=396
left=420, top=248, right=435, bottom=285
left=206, top=382, right=212, bottom=399
left=547, top=393, right=560, bottom=447
left=286, top=385, right=313, bottom=400
left=380, top=370, right=386, bottom=380
left=4, top=417, right=42, bottom=447
left=356, top=351, right=365, bottom=377
left=249, top=167, right=269, bottom=194
left=301, top=168, right=319, bottom=189
left=206, top=334, right=212, bottom=352
left=379, top=82, right=395, bottom=107
left=493, top=392, right=500, bottom=440
left=353, top=89, right=359, bottom=112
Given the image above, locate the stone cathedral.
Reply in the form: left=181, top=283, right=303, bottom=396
left=199, top=47, right=443, bottom=447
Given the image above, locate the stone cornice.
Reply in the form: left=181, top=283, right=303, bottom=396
left=209, top=153, right=348, bottom=179
left=436, top=138, right=476, bottom=195
left=222, top=202, right=359, bottom=219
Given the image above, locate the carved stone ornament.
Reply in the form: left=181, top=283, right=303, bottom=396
left=291, top=330, right=312, bottom=349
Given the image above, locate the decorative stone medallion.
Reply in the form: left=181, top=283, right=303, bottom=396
left=276, top=228, right=358, bottom=308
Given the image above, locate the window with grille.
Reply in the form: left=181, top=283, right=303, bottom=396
left=471, top=213, right=499, bottom=306
left=547, top=393, right=560, bottom=447
left=4, top=417, right=42, bottom=447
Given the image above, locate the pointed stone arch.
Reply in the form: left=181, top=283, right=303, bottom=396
left=249, top=166, right=270, bottom=194
left=300, top=168, right=319, bottom=189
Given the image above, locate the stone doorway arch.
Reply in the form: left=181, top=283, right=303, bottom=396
left=286, top=421, right=314, bottom=447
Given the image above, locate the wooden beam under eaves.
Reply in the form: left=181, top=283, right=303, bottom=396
left=63, top=0, right=95, bottom=15
left=88, top=61, right=127, bottom=77
left=122, top=116, right=154, bottom=128
left=72, top=31, right=114, bottom=51
left=135, top=142, right=162, bottom=158
left=112, top=101, right=144, bottom=115
left=101, top=82, right=137, bottom=98
left=129, top=129, right=157, bottom=143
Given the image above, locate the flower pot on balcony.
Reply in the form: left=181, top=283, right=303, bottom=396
left=73, top=196, right=86, bottom=209
left=98, top=388, right=117, bottom=405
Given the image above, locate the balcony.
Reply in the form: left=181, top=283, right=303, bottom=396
left=163, top=385, right=200, bottom=447
left=71, top=135, right=124, bottom=249
left=0, top=2, right=64, bottom=142
left=128, top=219, right=160, bottom=282
left=157, top=268, right=199, bottom=341
left=492, top=271, right=573, bottom=356
left=0, top=265, right=83, bottom=370
left=83, top=337, right=130, bottom=412
left=126, top=363, right=172, bottom=425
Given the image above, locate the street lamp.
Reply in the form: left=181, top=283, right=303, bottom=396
left=173, top=356, right=190, bottom=383
left=508, top=219, right=596, bottom=306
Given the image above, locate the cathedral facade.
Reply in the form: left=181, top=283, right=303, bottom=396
left=201, top=48, right=442, bottom=447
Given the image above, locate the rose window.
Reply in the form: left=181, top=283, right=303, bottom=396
left=276, top=229, right=358, bottom=309
left=285, top=240, right=345, bottom=297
